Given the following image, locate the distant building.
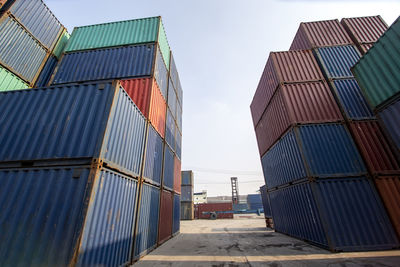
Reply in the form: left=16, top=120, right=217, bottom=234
left=207, top=195, right=247, bottom=203
left=194, top=190, right=207, bottom=204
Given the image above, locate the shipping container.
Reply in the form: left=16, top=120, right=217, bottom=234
left=65, top=16, right=170, bottom=68
left=169, top=52, right=182, bottom=102
left=120, top=78, right=166, bottom=137
left=247, top=194, right=263, bottom=210
left=341, top=16, right=388, bottom=45
left=0, top=81, right=146, bottom=177
left=0, top=165, right=138, bottom=266
left=358, top=43, right=374, bottom=55
left=163, top=143, right=174, bottom=190
left=7, top=0, right=64, bottom=50
left=331, top=79, right=374, bottom=120
left=181, top=185, right=193, bottom=202
left=290, top=19, right=353, bottom=50
left=176, top=100, right=183, bottom=133
left=134, top=183, right=160, bottom=259
left=0, top=15, right=48, bottom=83
left=175, top=129, right=182, bottom=160
left=158, top=190, right=173, bottom=244
left=378, top=98, right=400, bottom=152
left=314, top=45, right=361, bottom=79
left=374, top=176, right=400, bottom=238
left=0, top=64, right=28, bottom=91
left=174, top=156, right=181, bottom=194
left=181, top=202, right=194, bottom=220
left=0, top=0, right=7, bottom=9
left=165, top=108, right=176, bottom=151
left=51, top=44, right=156, bottom=85
left=349, top=121, right=400, bottom=174
left=173, top=194, right=181, bottom=235
left=196, top=203, right=233, bottom=219
left=181, top=170, right=193, bottom=185
left=250, top=50, right=324, bottom=127
left=52, top=30, right=70, bottom=59
left=143, top=124, right=163, bottom=185
left=168, top=79, right=178, bottom=120
left=259, top=185, right=272, bottom=218
left=34, top=55, right=57, bottom=87
left=352, top=17, right=400, bottom=109
left=153, top=46, right=169, bottom=98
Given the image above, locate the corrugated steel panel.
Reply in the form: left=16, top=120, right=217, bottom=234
left=358, top=43, right=374, bottom=55
left=180, top=202, right=194, bottom=220
left=134, top=183, right=160, bottom=258
left=165, top=108, right=176, bottom=151
left=332, top=79, right=374, bottom=120
left=173, top=156, right=181, bottom=194
left=375, top=176, right=400, bottom=238
left=0, top=64, right=29, bottom=91
left=269, top=182, right=328, bottom=247
left=349, top=121, right=400, bottom=174
left=163, top=143, right=174, bottom=190
left=247, top=194, right=263, bottom=210
left=143, top=124, right=163, bottom=185
left=52, top=44, right=155, bottom=85
left=259, top=185, right=272, bottom=218
left=197, top=203, right=233, bottom=219
left=173, top=194, right=180, bottom=234
left=9, top=0, right=64, bottom=50
left=352, top=17, right=400, bottom=109
left=148, top=81, right=166, bottom=138
left=315, top=45, right=360, bottom=79
left=175, top=129, right=182, bottom=159
left=0, top=82, right=146, bottom=177
left=52, top=30, right=70, bottom=59
left=154, top=45, right=168, bottom=99
left=261, top=128, right=307, bottom=188
left=181, top=170, right=193, bottom=185
left=181, top=185, right=193, bottom=202
left=0, top=15, right=47, bottom=83
left=158, top=190, right=173, bottom=244
left=298, top=123, right=366, bottom=177
left=169, top=52, right=181, bottom=94
left=34, top=55, right=57, bottom=87
left=378, top=98, right=400, bottom=152
left=77, top=168, right=138, bottom=267
left=177, top=101, right=182, bottom=133
left=290, top=19, right=353, bottom=50
left=313, top=177, right=399, bottom=251
left=168, top=79, right=177, bottom=120
left=341, top=16, right=388, bottom=45
left=158, top=20, right=170, bottom=69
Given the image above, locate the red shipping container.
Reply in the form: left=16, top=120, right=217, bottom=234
left=349, top=121, right=400, bottom=174
left=173, top=156, right=181, bottom=194
left=121, top=78, right=166, bottom=137
left=358, top=43, right=374, bottom=55
left=374, top=176, right=400, bottom=238
left=250, top=50, right=324, bottom=126
left=290, top=19, right=353, bottom=50
left=158, top=189, right=173, bottom=245
left=341, top=16, right=388, bottom=45
left=196, top=203, right=233, bottom=219
left=255, top=81, right=343, bottom=156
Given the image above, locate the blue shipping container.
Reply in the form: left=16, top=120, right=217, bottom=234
left=332, top=79, right=375, bottom=120
left=173, top=194, right=181, bottom=234
left=52, top=44, right=155, bottom=85
left=163, top=143, right=175, bottom=190
left=165, top=108, right=176, bottom=151
left=181, top=185, right=193, bottom=202
left=143, top=124, right=163, bottom=185
left=315, top=45, right=360, bottom=79
left=9, top=0, right=64, bottom=50
left=0, top=15, right=47, bottom=83
left=247, top=194, right=263, bottom=210
left=134, top=183, right=160, bottom=258
left=177, top=101, right=183, bottom=133
left=0, top=81, right=146, bottom=177
left=259, top=185, right=272, bottom=218
left=176, top=129, right=182, bottom=160
left=0, top=165, right=138, bottom=266
left=169, top=52, right=180, bottom=94
left=378, top=98, right=400, bottom=152
left=168, top=79, right=177, bottom=120
left=181, top=170, right=193, bottom=185
left=34, top=55, right=58, bottom=87
left=154, top=45, right=168, bottom=99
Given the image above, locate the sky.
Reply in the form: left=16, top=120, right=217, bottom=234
left=46, top=0, right=399, bottom=197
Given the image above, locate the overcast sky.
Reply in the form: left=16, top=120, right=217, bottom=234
left=46, top=0, right=399, bottom=196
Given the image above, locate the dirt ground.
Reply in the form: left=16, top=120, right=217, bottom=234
left=133, top=215, right=400, bottom=266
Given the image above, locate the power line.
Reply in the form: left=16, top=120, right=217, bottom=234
left=186, top=166, right=263, bottom=176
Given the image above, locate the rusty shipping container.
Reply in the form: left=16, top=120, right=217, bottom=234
left=196, top=203, right=234, bottom=219
left=341, top=16, right=388, bottom=45
left=290, top=19, right=353, bottom=50
left=173, top=156, right=181, bottom=194
left=158, top=189, right=173, bottom=244
left=181, top=202, right=194, bottom=220
left=251, top=50, right=325, bottom=126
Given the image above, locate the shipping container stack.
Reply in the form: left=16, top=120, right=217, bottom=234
left=251, top=17, right=400, bottom=251
left=181, top=170, right=195, bottom=220
left=259, top=185, right=273, bottom=228
left=0, top=15, right=183, bottom=266
left=352, top=17, right=400, bottom=239
left=0, top=0, right=67, bottom=91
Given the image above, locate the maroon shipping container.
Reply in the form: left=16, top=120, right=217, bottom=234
left=341, top=16, right=388, bottom=45
left=290, top=19, right=353, bottom=50
left=158, top=189, right=173, bottom=245
left=250, top=50, right=324, bottom=127
left=255, top=81, right=343, bottom=156
left=358, top=43, right=374, bottom=55
left=349, top=121, right=400, bottom=175
left=196, top=203, right=233, bottom=219
left=374, top=176, right=400, bottom=239
left=173, top=156, right=181, bottom=194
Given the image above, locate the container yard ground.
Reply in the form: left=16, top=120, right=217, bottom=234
left=133, top=216, right=400, bottom=267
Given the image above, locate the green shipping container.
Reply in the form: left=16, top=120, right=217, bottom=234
left=0, top=66, right=29, bottom=92
left=52, top=30, right=70, bottom=59
left=352, top=17, right=400, bottom=110
left=64, top=16, right=171, bottom=69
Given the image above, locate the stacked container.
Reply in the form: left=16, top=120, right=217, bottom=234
left=181, top=170, right=194, bottom=220
left=352, top=17, right=400, bottom=238
left=251, top=17, right=399, bottom=251
left=246, top=194, right=263, bottom=210
left=0, top=0, right=67, bottom=90
left=259, top=185, right=273, bottom=228
left=0, top=14, right=183, bottom=265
